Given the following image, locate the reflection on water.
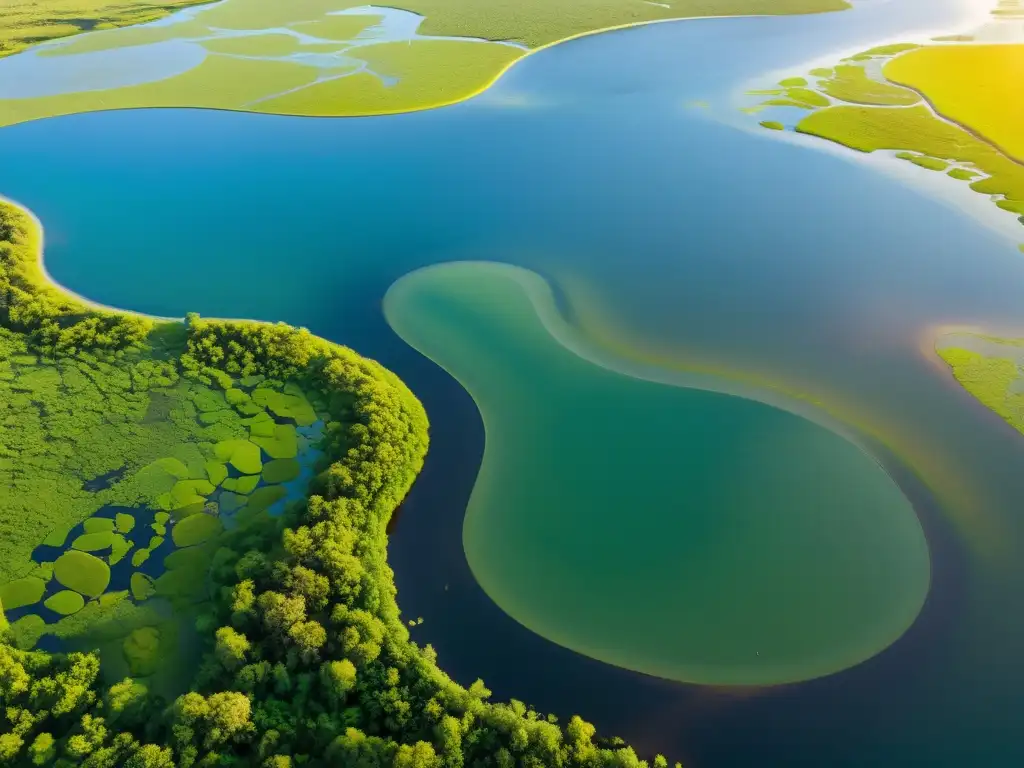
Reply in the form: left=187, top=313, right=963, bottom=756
left=0, top=0, right=1022, bottom=764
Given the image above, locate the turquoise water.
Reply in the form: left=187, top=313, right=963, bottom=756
left=2, top=1, right=1024, bottom=764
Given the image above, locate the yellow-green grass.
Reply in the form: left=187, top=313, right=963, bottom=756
left=0, top=0, right=852, bottom=126
left=396, top=0, right=850, bottom=48
left=949, top=167, right=980, bottom=181
left=130, top=571, right=156, bottom=601
left=764, top=85, right=830, bottom=109
left=0, top=55, right=323, bottom=128
left=895, top=152, right=948, bottom=171
left=43, top=590, right=85, bottom=615
left=255, top=40, right=522, bottom=116
left=53, top=550, right=110, bottom=597
left=885, top=44, right=1024, bottom=162
left=0, top=0, right=212, bottom=58
left=797, top=105, right=1024, bottom=209
left=818, top=64, right=919, bottom=106
left=171, top=512, right=223, bottom=547
left=200, top=33, right=305, bottom=57
left=938, top=347, right=1024, bottom=435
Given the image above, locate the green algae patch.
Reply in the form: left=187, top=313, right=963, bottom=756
left=172, top=513, right=223, bottom=548
left=115, top=513, right=135, bottom=533
left=760, top=120, right=784, bottom=131
left=223, top=474, right=260, bottom=494
left=384, top=262, right=930, bottom=686
left=0, top=576, right=46, bottom=610
left=779, top=76, right=807, bottom=87
left=53, top=551, right=110, bottom=597
left=44, top=590, right=85, bottom=615
left=263, top=458, right=301, bottom=484
left=109, top=535, right=133, bottom=566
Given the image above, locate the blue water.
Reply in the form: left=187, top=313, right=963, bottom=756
left=3, top=2, right=1024, bottom=765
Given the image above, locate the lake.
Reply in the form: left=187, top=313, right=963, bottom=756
left=1, top=0, right=1023, bottom=764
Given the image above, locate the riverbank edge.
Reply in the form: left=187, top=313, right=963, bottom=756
left=0, top=5, right=851, bottom=127
left=0, top=197, right=681, bottom=766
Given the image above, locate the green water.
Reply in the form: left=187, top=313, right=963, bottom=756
left=384, top=261, right=930, bottom=686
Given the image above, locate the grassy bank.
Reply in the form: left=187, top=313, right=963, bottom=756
left=0, top=0, right=850, bottom=125
left=0, top=200, right=678, bottom=766
left=0, top=0, right=213, bottom=59
left=747, top=37, right=1024, bottom=242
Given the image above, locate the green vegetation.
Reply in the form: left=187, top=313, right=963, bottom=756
left=0, top=0, right=211, bottom=58
left=0, top=199, right=679, bottom=766
left=0, top=577, right=46, bottom=611
left=949, top=167, right=980, bottom=181
left=263, top=458, right=301, bottom=484
left=796, top=104, right=1024, bottom=210
left=884, top=44, right=1024, bottom=161
left=818, top=64, right=919, bottom=106
left=895, top=152, right=948, bottom=171
left=53, top=551, right=111, bottom=598
left=171, top=512, right=223, bottom=547
left=44, top=590, right=86, bottom=616
left=0, top=0, right=851, bottom=125
left=760, top=120, right=784, bottom=130
left=938, top=343, right=1024, bottom=434
left=750, top=40, right=1024, bottom=233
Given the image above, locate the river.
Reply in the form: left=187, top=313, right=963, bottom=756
left=1, top=0, right=1022, bottom=764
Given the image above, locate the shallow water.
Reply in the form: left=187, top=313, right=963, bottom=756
left=2, top=0, right=1024, bottom=764
left=384, top=261, right=930, bottom=686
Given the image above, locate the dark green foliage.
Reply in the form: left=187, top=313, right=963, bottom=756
left=0, top=199, right=675, bottom=766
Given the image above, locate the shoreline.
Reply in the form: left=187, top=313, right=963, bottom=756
left=0, top=9, right=851, bottom=127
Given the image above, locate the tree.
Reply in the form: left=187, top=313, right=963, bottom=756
left=214, top=627, right=251, bottom=671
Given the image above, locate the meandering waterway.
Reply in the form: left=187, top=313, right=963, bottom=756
left=2, top=0, right=1024, bottom=764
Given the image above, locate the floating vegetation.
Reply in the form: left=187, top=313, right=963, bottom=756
left=52, top=551, right=110, bottom=598
left=43, top=590, right=84, bottom=615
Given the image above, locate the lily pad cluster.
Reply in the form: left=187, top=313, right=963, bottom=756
left=0, top=373, right=326, bottom=655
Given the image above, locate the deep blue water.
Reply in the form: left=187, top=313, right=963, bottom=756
left=2, top=2, right=1024, bottom=765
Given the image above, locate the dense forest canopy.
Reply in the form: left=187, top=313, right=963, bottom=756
left=0, top=201, right=680, bottom=767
